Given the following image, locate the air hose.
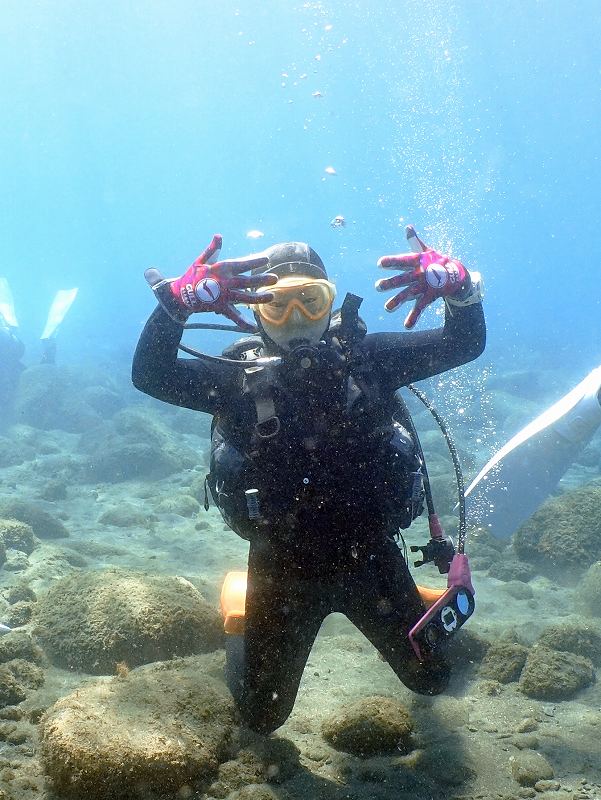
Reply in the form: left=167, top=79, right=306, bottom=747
left=405, top=384, right=467, bottom=555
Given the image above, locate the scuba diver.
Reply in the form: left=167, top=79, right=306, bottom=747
left=132, top=226, right=485, bottom=735
left=0, top=282, right=25, bottom=425
left=0, top=278, right=78, bottom=425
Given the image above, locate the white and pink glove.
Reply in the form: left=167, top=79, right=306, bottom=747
left=146, top=234, right=277, bottom=331
left=376, top=225, right=478, bottom=329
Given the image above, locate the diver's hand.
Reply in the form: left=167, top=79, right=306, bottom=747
left=375, top=225, right=470, bottom=329
left=168, top=234, right=277, bottom=330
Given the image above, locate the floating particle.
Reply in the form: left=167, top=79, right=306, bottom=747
left=330, top=215, right=346, bottom=228
left=324, top=166, right=337, bottom=175
left=312, top=90, right=323, bottom=98
left=246, top=230, right=265, bottom=239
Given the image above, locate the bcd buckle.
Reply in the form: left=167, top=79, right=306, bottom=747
left=255, top=416, right=281, bottom=439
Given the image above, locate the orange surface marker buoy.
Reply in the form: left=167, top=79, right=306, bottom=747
left=416, top=584, right=447, bottom=608
left=220, top=571, right=248, bottom=634
left=221, top=569, right=445, bottom=630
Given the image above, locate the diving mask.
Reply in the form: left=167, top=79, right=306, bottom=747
left=256, top=276, right=336, bottom=327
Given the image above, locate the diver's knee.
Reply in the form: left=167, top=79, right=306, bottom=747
left=403, top=657, right=451, bottom=696
left=413, top=671, right=450, bottom=696
left=238, top=702, right=292, bottom=736
left=237, top=683, right=297, bottom=736
left=242, top=716, right=281, bottom=736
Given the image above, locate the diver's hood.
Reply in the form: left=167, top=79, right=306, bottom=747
left=252, top=242, right=330, bottom=349
left=253, top=242, right=328, bottom=280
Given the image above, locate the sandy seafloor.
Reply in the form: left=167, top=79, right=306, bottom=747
left=0, top=352, right=600, bottom=800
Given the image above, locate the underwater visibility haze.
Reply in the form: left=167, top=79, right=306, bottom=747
left=0, top=2, right=600, bottom=799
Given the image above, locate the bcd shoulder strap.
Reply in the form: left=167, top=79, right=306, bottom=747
left=242, top=363, right=281, bottom=442
left=331, top=293, right=366, bottom=348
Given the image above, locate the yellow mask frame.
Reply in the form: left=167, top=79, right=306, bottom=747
left=257, top=277, right=336, bottom=327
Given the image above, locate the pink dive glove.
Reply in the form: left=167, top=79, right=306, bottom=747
left=169, top=234, right=277, bottom=330
left=375, top=225, right=470, bottom=329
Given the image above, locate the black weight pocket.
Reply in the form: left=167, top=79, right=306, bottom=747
left=382, top=421, right=424, bottom=530
left=207, top=427, right=258, bottom=541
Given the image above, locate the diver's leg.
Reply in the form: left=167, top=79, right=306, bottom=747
left=345, top=537, right=450, bottom=695
left=0, top=291, right=25, bottom=428
left=39, top=288, right=79, bottom=364
left=237, top=550, right=326, bottom=735
left=0, top=278, right=18, bottom=329
left=224, top=632, right=246, bottom=704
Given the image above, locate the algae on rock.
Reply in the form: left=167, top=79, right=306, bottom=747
left=40, top=654, right=236, bottom=799
left=576, top=561, right=601, bottom=618
left=34, top=568, right=223, bottom=674
left=513, top=483, right=601, bottom=574
left=536, top=618, right=601, bottom=664
left=479, top=641, right=529, bottom=683
left=519, top=645, right=595, bottom=700
left=322, top=695, right=414, bottom=757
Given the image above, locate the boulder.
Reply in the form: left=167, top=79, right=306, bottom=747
left=519, top=646, right=595, bottom=700
left=514, top=483, right=601, bottom=575
left=479, top=641, right=529, bottom=683
left=0, top=631, right=44, bottom=665
left=0, top=501, right=67, bottom=540
left=511, top=750, right=554, bottom=786
left=536, top=619, right=601, bottom=665
left=0, top=659, right=44, bottom=708
left=34, top=568, right=223, bottom=674
left=98, top=503, right=154, bottom=528
left=576, top=561, right=601, bottom=618
left=40, top=655, right=235, bottom=799
left=322, top=696, right=413, bottom=757
left=79, top=409, right=199, bottom=483
left=13, top=364, right=102, bottom=432
left=0, top=517, right=37, bottom=554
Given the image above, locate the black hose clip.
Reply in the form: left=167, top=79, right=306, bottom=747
left=410, top=536, right=456, bottom=574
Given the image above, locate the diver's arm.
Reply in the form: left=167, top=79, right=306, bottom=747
left=372, top=225, right=485, bottom=386
left=367, top=299, right=486, bottom=388
left=132, top=304, right=225, bottom=413
left=133, top=234, right=276, bottom=411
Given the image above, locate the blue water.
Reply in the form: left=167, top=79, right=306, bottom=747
left=2, top=5, right=601, bottom=794
left=1, top=0, right=599, bottom=370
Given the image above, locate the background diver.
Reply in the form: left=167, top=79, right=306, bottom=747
left=132, top=225, right=485, bottom=735
left=0, top=279, right=78, bottom=424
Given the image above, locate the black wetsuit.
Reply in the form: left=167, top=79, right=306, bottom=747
left=132, top=300, right=485, bottom=734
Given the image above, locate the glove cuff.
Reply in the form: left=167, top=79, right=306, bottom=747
left=445, top=270, right=484, bottom=308
left=144, top=269, right=191, bottom=324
